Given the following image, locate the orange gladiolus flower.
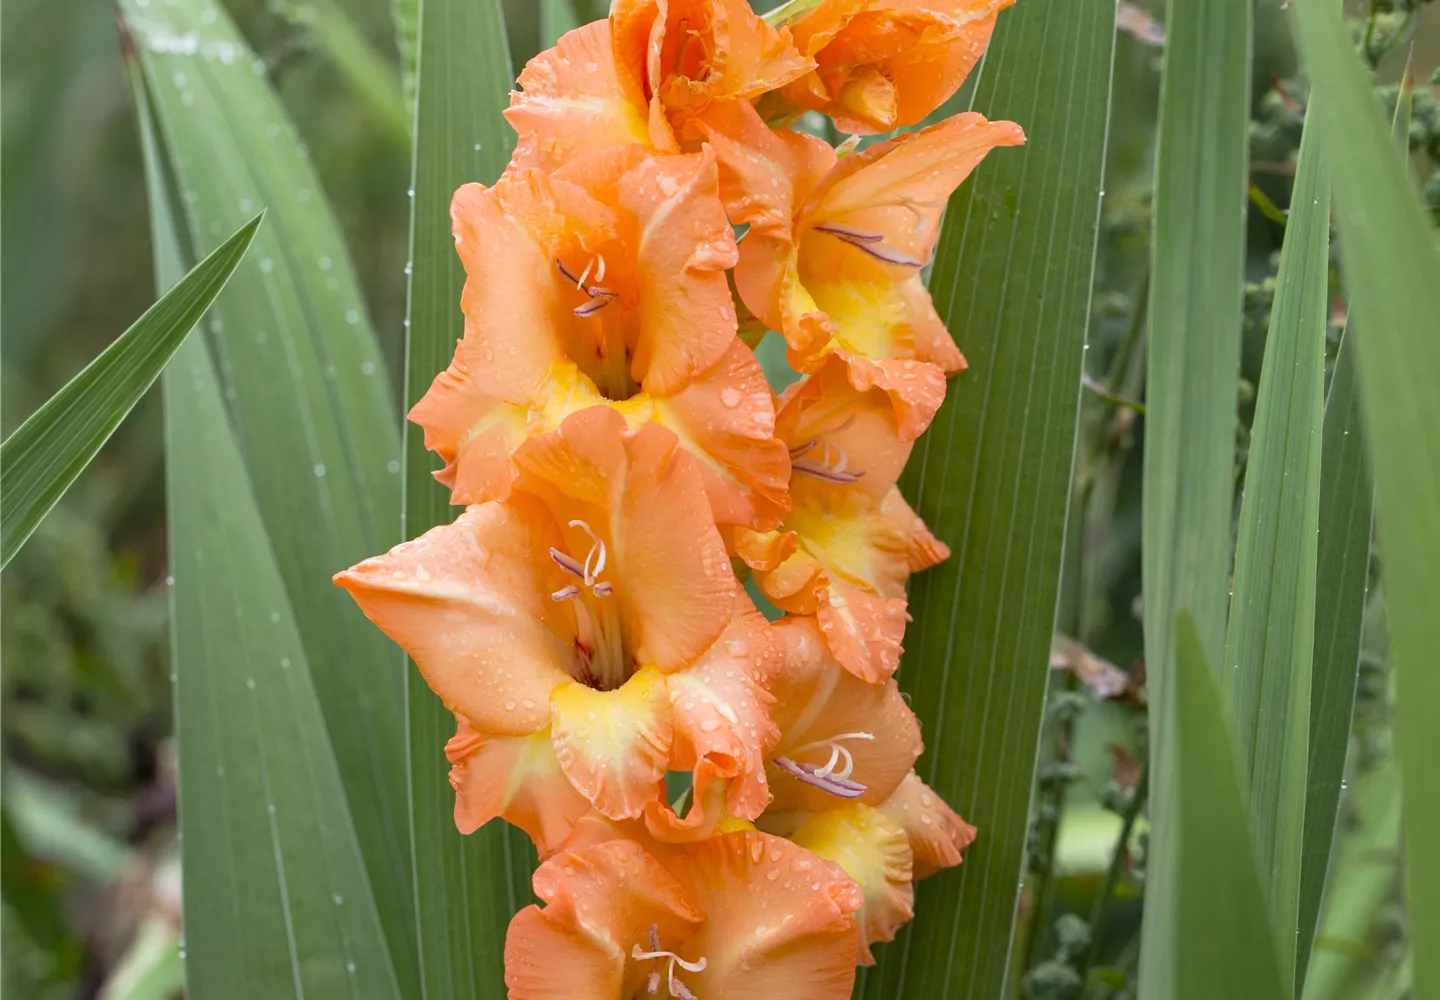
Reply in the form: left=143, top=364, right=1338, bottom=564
left=732, top=365, right=949, bottom=682
left=337, top=410, right=779, bottom=839
left=764, top=615, right=921, bottom=810
left=411, top=145, right=791, bottom=530
left=507, top=1, right=812, bottom=170
left=762, top=771, right=977, bottom=963
left=702, top=100, right=1023, bottom=439
left=505, top=830, right=864, bottom=999
left=771, top=0, right=1015, bottom=134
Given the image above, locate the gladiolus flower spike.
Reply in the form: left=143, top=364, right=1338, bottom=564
left=337, top=2, right=1022, bottom=993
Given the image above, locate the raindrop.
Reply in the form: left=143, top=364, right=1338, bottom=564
left=259, top=258, right=274, bottom=273
left=346, top=309, right=360, bottom=325
left=314, top=463, right=327, bottom=477
left=361, top=361, right=375, bottom=375
left=387, top=460, right=401, bottom=474
left=246, top=678, right=256, bottom=690
left=318, top=255, right=333, bottom=270
left=269, top=612, right=281, bottom=623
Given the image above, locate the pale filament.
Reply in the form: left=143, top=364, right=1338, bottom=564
left=773, top=732, right=875, bottom=798
left=548, top=519, right=611, bottom=599
left=555, top=258, right=617, bottom=317
left=634, top=925, right=705, bottom=999
left=791, top=438, right=864, bottom=485
left=805, top=732, right=875, bottom=781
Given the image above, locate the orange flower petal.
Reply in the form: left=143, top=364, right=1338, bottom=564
left=662, top=596, right=781, bottom=820
left=449, top=179, right=588, bottom=404
left=614, top=0, right=814, bottom=144
left=607, top=147, right=739, bottom=395
left=333, top=501, right=575, bottom=736
left=505, top=21, right=653, bottom=172
left=651, top=339, right=792, bottom=530
left=768, top=615, right=922, bottom=809
left=505, top=838, right=703, bottom=1000
left=513, top=408, right=737, bottom=672
left=879, top=771, right=978, bottom=878
left=694, top=97, right=833, bottom=233
left=816, top=579, right=909, bottom=683
left=813, top=112, right=1026, bottom=258
left=550, top=667, right=673, bottom=820
left=446, top=720, right=590, bottom=856
left=776, top=359, right=913, bottom=498
left=881, top=488, right=951, bottom=571
left=407, top=343, right=530, bottom=505
left=784, top=803, right=915, bottom=965
left=726, top=525, right=799, bottom=574
left=667, top=830, right=863, bottom=999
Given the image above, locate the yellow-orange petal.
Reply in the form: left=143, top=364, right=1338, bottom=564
left=784, top=803, right=915, bottom=965
left=504, top=21, right=653, bottom=172
left=768, top=615, right=922, bottom=809
left=550, top=666, right=673, bottom=820
left=651, top=338, right=791, bottom=530
left=816, top=579, right=909, bottom=683
left=879, top=771, right=978, bottom=878
left=334, top=501, right=575, bottom=736
left=663, top=597, right=781, bottom=820
left=881, top=488, right=951, bottom=572
left=446, top=721, right=590, bottom=856
left=607, top=148, right=739, bottom=394
left=669, top=830, right=863, bottom=999
left=513, top=408, right=737, bottom=671
left=505, top=838, right=703, bottom=1000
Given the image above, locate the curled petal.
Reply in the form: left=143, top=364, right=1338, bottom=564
left=662, top=597, right=781, bottom=821
left=815, top=580, right=908, bottom=683
left=407, top=343, right=530, bottom=505
left=447, top=721, right=590, bottom=857
left=879, top=771, right=978, bottom=878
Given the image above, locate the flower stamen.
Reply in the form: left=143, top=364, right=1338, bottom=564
left=773, top=732, right=875, bottom=798
left=813, top=223, right=924, bottom=268
left=549, top=521, right=611, bottom=599
left=634, top=925, right=705, bottom=999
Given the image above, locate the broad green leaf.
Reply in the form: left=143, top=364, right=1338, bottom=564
left=1293, top=4, right=1440, bottom=993
left=0, top=214, right=260, bottom=569
left=1138, top=0, right=1251, bottom=994
left=401, top=0, right=529, bottom=995
left=164, top=334, right=401, bottom=1000
left=1298, top=322, right=1370, bottom=988
left=853, top=0, right=1115, bottom=995
left=120, top=3, right=415, bottom=990
left=392, top=0, right=418, bottom=118
left=1294, top=59, right=1409, bottom=979
left=1173, top=612, right=1288, bottom=1000
left=274, top=0, right=410, bottom=145
left=540, top=0, right=580, bottom=48
left=1223, top=104, right=1329, bottom=983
